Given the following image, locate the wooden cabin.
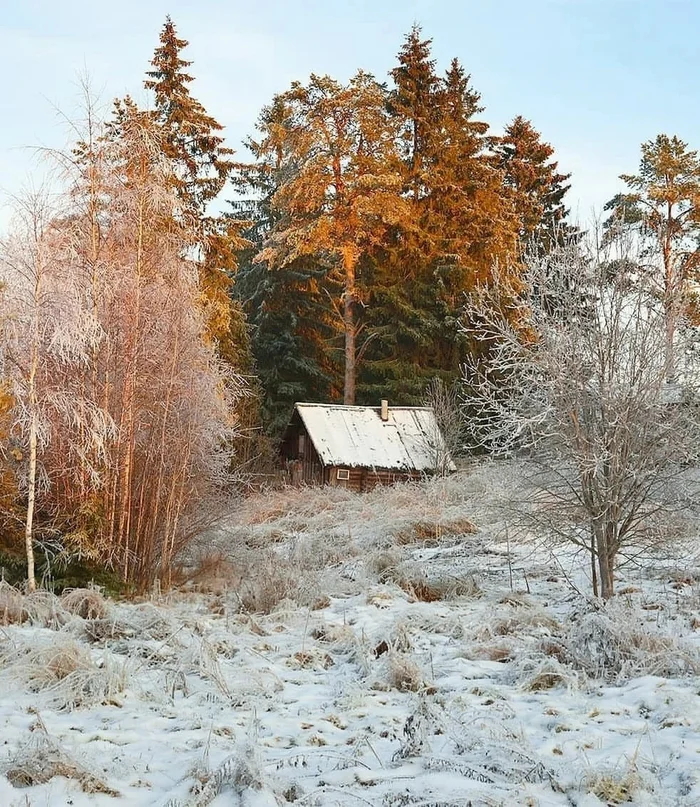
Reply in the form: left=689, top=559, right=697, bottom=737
left=280, top=401, right=455, bottom=492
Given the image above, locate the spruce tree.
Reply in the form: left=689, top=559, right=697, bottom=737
left=360, top=34, right=519, bottom=404
left=494, top=116, right=572, bottom=255
left=430, top=59, right=518, bottom=288
left=145, top=17, right=248, bottom=357
left=359, top=28, right=446, bottom=404
left=388, top=25, right=442, bottom=203
left=145, top=16, right=234, bottom=218
left=233, top=98, right=341, bottom=433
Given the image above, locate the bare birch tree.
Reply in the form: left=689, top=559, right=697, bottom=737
left=0, top=94, right=244, bottom=591
left=84, top=101, right=243, bottom=587
left=0, top=192, right=109, bottom=590
left=462, top=238, right=700, bottom=598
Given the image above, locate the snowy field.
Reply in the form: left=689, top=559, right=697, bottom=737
left=3, top=462, right=700, bottom=806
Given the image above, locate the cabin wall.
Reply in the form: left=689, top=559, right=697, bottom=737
left=327, top=466, right=364, bottom=492
left=282, top=422, right=324, bottom=485
left=327, top=466, right=422, bottom=493
left=363, top=469, right=422, bottom=490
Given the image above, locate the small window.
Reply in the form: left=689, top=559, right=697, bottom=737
left=298, top=434, right=306, bottom=455
left=336, top=468, right=350, bottom=481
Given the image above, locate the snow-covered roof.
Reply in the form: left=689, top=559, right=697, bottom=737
left=292, top=403, right=456, bottom=472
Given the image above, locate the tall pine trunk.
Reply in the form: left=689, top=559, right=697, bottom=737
left=343, top=253, right=357, bottom=406
left=663, top=203, right=677, bottom=382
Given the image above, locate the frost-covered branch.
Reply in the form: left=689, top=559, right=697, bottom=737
left=461, top=237, right=700, bottom=597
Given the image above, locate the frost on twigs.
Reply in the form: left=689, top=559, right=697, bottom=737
left=504, top=597, right=700, bottom=688
left=565, top=600, right=700, bottom=682
left=462, top=235, right=700, bottom=598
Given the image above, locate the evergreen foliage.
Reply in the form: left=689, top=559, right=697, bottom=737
left=234, top=24, right=574, bottom=416
left=605, top=134, right=700, bottom=375
left=494, top=115, right=573, bottom=255
left=359, top=31, right=521, bottom=404
left=145, top=17, right=251, bottom=362
left=247, top=71, right=409, bottom=405
left=0, top=18, right=586, bottom=595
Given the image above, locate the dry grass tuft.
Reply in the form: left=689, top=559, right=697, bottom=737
left=236, top=558, right=299, bottom=614
left=386, top=653, right=430, bottom=692
left=483, top=608, right=559, bottom=638
left=24, top=589, right=69, bottom=629
left=0, top=584, right=69, bottom=629
left=61, top=587, right=109, bottom=620
left=0, top=580, right=27, bottom=625
left=400, top=579, right=447, bottom=603
left=0, top=634, right=127, bottom=710
left=403, top=611, right=465, bottom=639
left=366, top=547, right=406, bottom=581
left=394, top=516, right=477, bottom=545
left=234, top=551, right=326, bottom=615
left=379, top=557, right=481, bottom=604
left=288, top=648, right=334, bottom=670
left=177, top=550, right=238, bottom=594
left=168, top=743, right=271, bottom=807
left=4, top=719, right=119, bottom=796
left=131, top=603, right=178, bottom=641
left=82, top=617, right=132, bottom=643
left=310, top=622, right=367, bottom=665
left=470, top=641, right=515, bottom=663
left=518, top=657, right=580, bottom=692
left=584, top=764, right=643, bottom=804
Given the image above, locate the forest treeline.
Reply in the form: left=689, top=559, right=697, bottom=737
left=2, top=17, right=699, bottom=593
left=233, top=25, right=573, bottom=432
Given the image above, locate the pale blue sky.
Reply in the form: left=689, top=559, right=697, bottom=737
left=1, top=0, right=697, bottom=226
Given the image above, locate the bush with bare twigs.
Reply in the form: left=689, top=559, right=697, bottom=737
left=565, top=601, right=700, bottom=682
left=462, top=236, right=700, bottom=598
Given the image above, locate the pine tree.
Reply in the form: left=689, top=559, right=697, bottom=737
left=494, top=115, right=572, bottom=254
left=251, top=72, right=409, bottom=405
left=605, top=134, right=700, bottom=378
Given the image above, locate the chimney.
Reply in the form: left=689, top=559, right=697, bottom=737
left=380, top=399, right=389, bottom=421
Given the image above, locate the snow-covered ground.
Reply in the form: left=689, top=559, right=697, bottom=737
left=2, top=462, right=700, bottom=806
